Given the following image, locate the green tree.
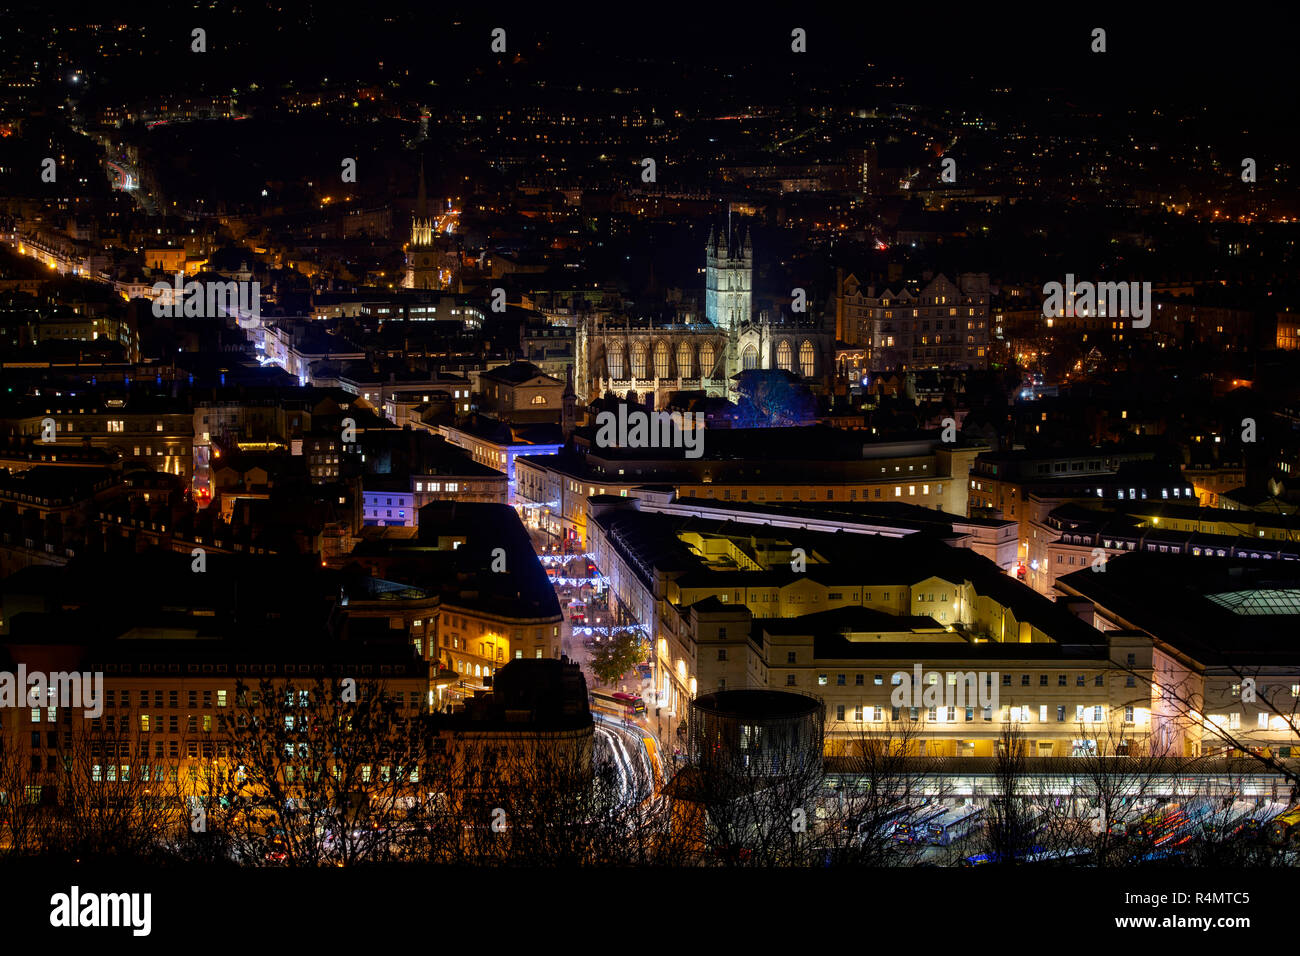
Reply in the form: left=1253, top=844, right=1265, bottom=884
left=589, top=630, right=644, bottom=687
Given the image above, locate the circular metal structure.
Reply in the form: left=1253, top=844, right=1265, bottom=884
left=688, top=690, right=824, bottom=777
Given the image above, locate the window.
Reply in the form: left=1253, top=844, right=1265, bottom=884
left=787, top=652, right=797, bottom=664
left=799, top=340, right=816, bottom=377
left=785, top=675, right=796, bottom=687
left=1039, top=675, right=1047, bottom=686
left=677, top=342, right=694, bottom=378
left=837, top=674, right=846, bottom=686
left=818, top=675, right=828, bottom=686
left=1058, top=674, right=1067, bottom=686
left=607, top=345, right=625, bottom=378
left=717, top=649, right=727, bottom=661
left=836, top=705, right=845, bottom=721
left=1057, top=706, right=1066, bottom=722
left=855, top=674, right=864, bottom=686
left=1094, top=674, right=1104, bottom=686
left=1021, top=674, right=1030, bottom=686
left=699, top=342, right=714, bottom=375
left=653, top=341, right=670, bottom=379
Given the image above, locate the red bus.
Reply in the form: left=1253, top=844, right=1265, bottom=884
left=591, top=692, right=645, bottom=717
left=611, top=692, right=646, bottom=715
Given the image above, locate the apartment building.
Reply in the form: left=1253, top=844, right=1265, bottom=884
left=0, top=395, right=194, bottom=482
left=585, top=498, right=1107, bottom=750
left=1058, top=554, right=1300, bottom=760
left=836, top=272, right=990, bottom=371
left=438, top=418, right=563, bottom=504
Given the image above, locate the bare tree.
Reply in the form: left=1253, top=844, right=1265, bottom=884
left=814, top=719, right=949, bottom=866
left=46, top=719, right=184, bottom=861
left=193, top=677, right=428, bottom=867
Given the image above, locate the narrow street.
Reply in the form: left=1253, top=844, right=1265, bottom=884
left=526, top=526, right=665, bottom=805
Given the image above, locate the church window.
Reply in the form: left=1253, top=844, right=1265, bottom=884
left=653, top=341, right=670, bottom=379
left=699, top=342, right=715, bottom=376
left=677, top=342, right=694, bottom=378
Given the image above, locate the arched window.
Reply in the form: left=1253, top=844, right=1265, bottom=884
left=653, top=341, right=670, bottom=379
left=631, top=343, right=648, bottom=379
left=699, top=342, right=715, bottom=377
left=530, top=394, right=547, bottom=405
left=607, top=345, right=624, bottom=379
left=677, top=342, right=693, bottom=379
left=776, top=340, right=793, bottom=371
left=799, top=340, right=816, bottom=377
left=742, top=345, right=759, bottom=370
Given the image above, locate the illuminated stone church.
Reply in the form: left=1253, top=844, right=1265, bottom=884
left=574, top=224, right=834, bottom=409
left=404, top=162, right=455, bottom=290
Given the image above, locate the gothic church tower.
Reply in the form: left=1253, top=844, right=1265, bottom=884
left=704, top=220, right=752, bottom=333
left=404, top=159, right=437, bottom=290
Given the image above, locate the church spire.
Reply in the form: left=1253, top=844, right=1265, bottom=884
left=416, top=157, right=429, bottom=221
